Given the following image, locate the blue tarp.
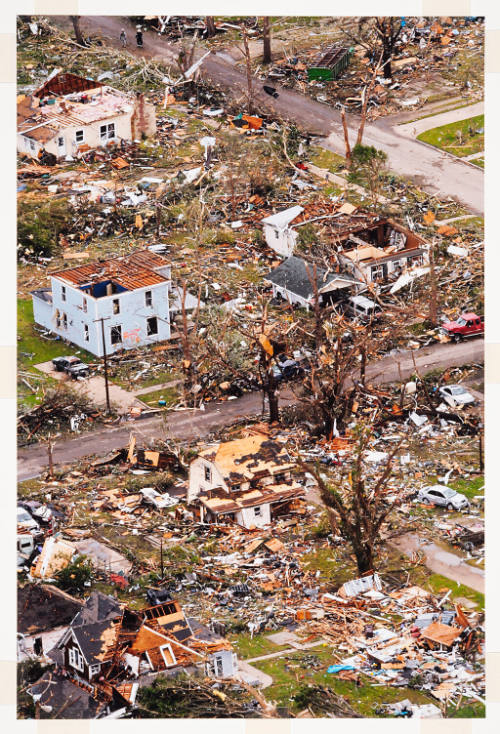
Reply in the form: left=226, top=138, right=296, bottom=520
left=327, top=664, right=356, bottom=674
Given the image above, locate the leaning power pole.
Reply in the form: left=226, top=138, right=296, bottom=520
left=94, top=316, right=111, bottom=413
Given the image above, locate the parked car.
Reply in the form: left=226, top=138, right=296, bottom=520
left=52, top=355, right=90, bottom=379
left=417, top=485, right=470, bottom=511
left=17, top=506, right=43, bottom=538
left=440, top=312, right=484, bottom=342
left=439, top=385, right=475, bottom=407
left=345, top=295, right=382, bottom=323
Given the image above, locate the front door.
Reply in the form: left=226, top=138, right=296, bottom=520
left=57, top=136, right=66, bottom=157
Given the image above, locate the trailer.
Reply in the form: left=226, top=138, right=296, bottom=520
left=308, top=46, right=353, bottom=81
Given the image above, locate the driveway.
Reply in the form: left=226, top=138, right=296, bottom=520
left=18, top=338, right=484, bottom=480
left=35, top=361, right=143, bottom=413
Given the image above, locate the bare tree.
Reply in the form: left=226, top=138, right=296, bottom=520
left=344, top=18, right=404, bottom=80
left=262, top=17, right=272, bottom=64
left=299, top=426, right=403, bottom=574
left=374, top=18, right=404, bottom=80
left=69, top=15, right=85, bottom=46
left=239, top=25, right=255, bottom=113
left=207, top=299, right=287, bottom=423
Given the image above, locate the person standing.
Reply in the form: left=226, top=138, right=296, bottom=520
left=120, top=29, right=127, bottom=47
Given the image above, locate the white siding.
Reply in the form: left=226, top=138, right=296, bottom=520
left=31, top=295, right=53, bottom=331
left=271, top=284, right=311, bottom=309
left=264, top=224, right=298, bottom=258
left=236, top=503, right=271, bottom=529
left=188, top=458, right=228, bottom=503
left=32, top=277, right=171, bottom=357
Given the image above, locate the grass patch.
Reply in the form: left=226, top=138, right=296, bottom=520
left=301, top=547, right=356, bottom=585
left=417, top=115, right=484, bottom=158
left=309, top=146, right=345, bottom=173
left=139, top=386, right=180, bottom=408
left=18, top=298, right=93, bottom=366
left=426, top=573, right=484, bottom=610
left=472, top=158, right=484, bottom=168
left=18, top=298, right=94, bottom=409
left=229, top=632, right=288, bottom=660
left=253, top=647, right=435, bottom=716
left=448, top=476, right=484, bottom=501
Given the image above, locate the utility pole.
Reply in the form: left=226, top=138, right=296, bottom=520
left=94, top=316, right=111, bottom=413
left=160, top=537, right=164, bottom=580
left=47, top=434, right=54, bottom=479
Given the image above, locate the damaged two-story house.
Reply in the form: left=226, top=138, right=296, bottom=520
left=17, top=70, right=155, bottom=163
left=187, top=435, right=305, bottom=529
left=28, top=591, right=237, bottom=719
left=31, top=250, right=172, bottom=357
left=260, top=200, right=428, bottom=287
left=336, top=218, right=429, bottom=285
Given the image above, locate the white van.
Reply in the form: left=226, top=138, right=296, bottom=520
left=346, top=295, right=381, bottom=322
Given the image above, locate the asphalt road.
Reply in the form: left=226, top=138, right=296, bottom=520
left=17, top=338, right=484, bottom=481
left=64, top=16, right=483, bottom=214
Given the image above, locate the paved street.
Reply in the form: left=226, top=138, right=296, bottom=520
left=18, top=338, right=484, bottom=481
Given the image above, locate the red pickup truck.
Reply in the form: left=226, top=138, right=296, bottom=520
left=440, top=312, right=484, bottom=342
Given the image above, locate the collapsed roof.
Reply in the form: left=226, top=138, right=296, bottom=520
left=199, top=435, right=295, bottom=483
left=265, top=255, right=360, bottom=299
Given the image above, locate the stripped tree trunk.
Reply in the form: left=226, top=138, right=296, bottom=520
left=262, top=17, right=272, bottom=64
left=341, top=108, right=352, bottom=168
left=69, top=15, right=85, bottom=46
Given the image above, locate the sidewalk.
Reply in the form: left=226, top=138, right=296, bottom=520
left=396, top=101, right=484, bottom=139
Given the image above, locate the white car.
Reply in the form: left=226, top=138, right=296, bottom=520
left=439, top=385, right=475, bottom=407
left=417, top=485, right=470, bottom=511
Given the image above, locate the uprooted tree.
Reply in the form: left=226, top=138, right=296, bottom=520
left=299, top=426, right=403, bottom=574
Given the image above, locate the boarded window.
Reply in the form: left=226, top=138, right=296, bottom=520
left=147, top=316, right=158, bottom=336
left=111, top=325, right=122, bottom=344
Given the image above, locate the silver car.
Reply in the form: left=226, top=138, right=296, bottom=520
left=439, top=385, right=475, bottom=407
left=417, top=485, right=469, bottom=511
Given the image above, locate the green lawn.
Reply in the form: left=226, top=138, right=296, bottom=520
left=253, top=647, right=436, bottom=716
left=473, top=158, right=484, bottom=168
left=426, top=573, right=484, bottom=610
left=448, top=476, right=484, bottom=501
left=17, top=298, right=94, bottom=409
left=138, top=386, right=180, bottom=408
left=229, top=631, right=288, bottom=660
left=309, top=146, right=345, bottom=173
left=417, top=115, right=484, bottom=158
